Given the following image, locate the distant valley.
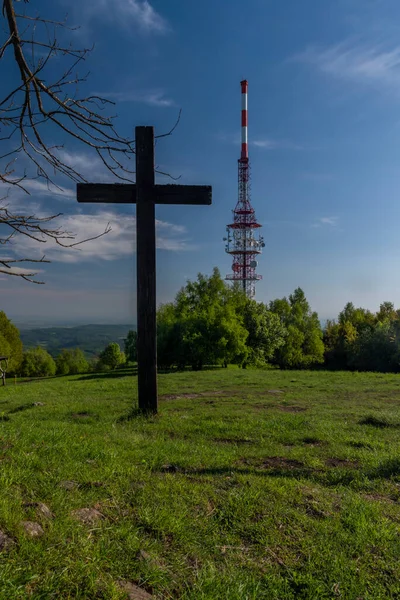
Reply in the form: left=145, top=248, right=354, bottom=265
left=20, top=324, right=133, bottom=358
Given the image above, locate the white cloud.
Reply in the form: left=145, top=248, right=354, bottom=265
left=55, top=149, right=120, bottom=182
left=295, top=40, right=400, bottom=92
left=24, top=180, right=75, bottom=200
left=8, top=210, right=194, bottom=264
left=252, top=139, right=278, bottom=149
left=312, top=216, right=339, bottom=228
left=0, top=150, right=123, bottom=209
left=84, top=0, right=168, bottom=33
left=0, top=265, right=44, bottom=277
left=56, top=150, right=100, bottom=174
left=95, top=89, right=175, bottom=107
left=217, top=132, right=301, bottom=150
left=0, top=179, right=75, bottom=202
left=252, top=138, right=302, bottom=150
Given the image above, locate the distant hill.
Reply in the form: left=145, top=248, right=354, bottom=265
left=20, top=324, right=133, bottom=358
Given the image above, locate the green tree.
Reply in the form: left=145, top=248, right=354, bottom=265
left=269, top=288, right=324, bottom=369
left=338, top=303, right=375, bottom=334
left=56, top=348, right=89, bottom=376
left=347, top=321, right=399, bottom=372
left=241, top=300, right=287, bottom=366
left=325, top=302, right=377, bottom=370
left=124, top=330, right=137, bottom=363
left=376, top=302, right=397, bottom=324
left=98, top=342, right=125, bottom=371
left=157, top=268, right=249, bottom=370
left=0, top=311, right=23, bottom=374
left=323, top=319, right=347, bottom=369
left=21, top=347, right=56, bottom=377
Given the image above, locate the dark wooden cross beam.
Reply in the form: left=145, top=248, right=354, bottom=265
left=77, top=126, right=212, bottom=414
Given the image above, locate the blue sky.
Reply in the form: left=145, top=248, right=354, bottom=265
left=3, top=0, right=400, bottom=325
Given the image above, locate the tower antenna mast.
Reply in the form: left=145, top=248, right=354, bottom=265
left=225, top=80, right=264, bottom=298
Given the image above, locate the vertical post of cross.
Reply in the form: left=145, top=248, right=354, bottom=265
left=135, top=126, right=158, bottom=414
left=77, top=127, right=212, bottom=415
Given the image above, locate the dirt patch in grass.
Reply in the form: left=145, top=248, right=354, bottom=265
left=21, top=521, right=44, bottom=537
left=0, top=531, right=14, bottom=552
left=117, top=580, right=153, bottom=599
left=69, top=411, right=99, bottom=421
left=251, top=403, right=307, bottom=412
left=59, top=480, right=79, bottom=491
left=161, top=390, right=226, bottom=401
left=302, top=437, right=327, bottom=446
left=213, top=437, right=255, bottom=445
left=325, top=458, right=360, bottom=469
left=136, top=549, right=166, bottom=570
left=79, top=481, right=105, bottom=490
left=162, top=394, right=201, bottom=400
left=362, top=493, right=396, bottom=504
left=262, top=457, right=304, bottom=469
left=160, top=464, right=181, bottom=473
left=71, top=508, right=104, bottom=525
left=23, top=502, right=54, bottom=520
left=239, top=456, right=305, bottom=470
left=277, top=405, right=308, bottom=413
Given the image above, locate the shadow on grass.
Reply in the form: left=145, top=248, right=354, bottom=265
left=116, top=408, right=158, bottom=423
left=77, top=365, right=225, bottom=380
left=77, top=368, right=137, bottom=382
left=17, top=376, right=57, bottom=385
left=152, top=459, right=400, bottom=486
left=359, top=415, right=399, bottom=428
left=8, top=402, right=36, bottom=414
left=157, top=365, right=226, bottom=373
left=371, top=458, right=400, bottom=479
left=154, top=464, right=356, bottom=487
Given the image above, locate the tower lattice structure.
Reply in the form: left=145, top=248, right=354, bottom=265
left=225, top=80, right=264, bottom=299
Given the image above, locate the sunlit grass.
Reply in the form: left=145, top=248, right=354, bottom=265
left=0, top=368, right=399, bottom=598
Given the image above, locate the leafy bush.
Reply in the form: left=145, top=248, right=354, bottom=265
left=97, top=342, right=125, bottom=370
left=0, top=311, right=23, bottom=374
left=21, top=347, right=56, bottom=377
left=56, top=348, right=89, bottom=375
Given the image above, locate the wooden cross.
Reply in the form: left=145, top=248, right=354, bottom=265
left=77, top=126, right=212, bottom=414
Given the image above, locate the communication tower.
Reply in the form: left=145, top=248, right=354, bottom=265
left=224, top=80, right=264, bottom=298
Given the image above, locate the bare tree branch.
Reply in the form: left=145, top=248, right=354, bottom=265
left=0, top=0, right=132, bottom=282
left=0, top=1, right=180, bottom=283
left=0, top=200, right=111, bottom=283
left=1, top=0, right=136, bottom=186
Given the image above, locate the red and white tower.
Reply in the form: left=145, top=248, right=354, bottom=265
left=225, top=80, right=264, bottom=298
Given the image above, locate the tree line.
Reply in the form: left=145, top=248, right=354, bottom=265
left=157, top=269, right=400, bottom=372
left=2, top=269, right=400, bottom=376
left=0, top=312, right=138, bottom=378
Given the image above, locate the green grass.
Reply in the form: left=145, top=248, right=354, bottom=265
left=0, top=368, right=399, bottom=599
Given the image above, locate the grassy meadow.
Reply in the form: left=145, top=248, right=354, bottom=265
left=0, top=368, right=399, bottom=599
